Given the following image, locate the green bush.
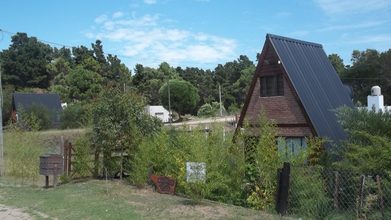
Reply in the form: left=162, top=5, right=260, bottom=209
left=18, top=104, right=52, bottom=130
left=130, top=130, right=175, bottom=187
left=239, top=115, right=281, bottom=211
left=197, top=103, right=214, bottom=117
left=131, top=124, right=246, bottom=204
left=203, top=124, right=246, bottom=205
left=60, top=102, right=91, bottom=129
left=92, top=89, right=162, bottom=177
left=288, top=166, right=332, bottom=218
left=197, top=102, right=225, bottom=117
left=72, top=133, right=93, bottom=178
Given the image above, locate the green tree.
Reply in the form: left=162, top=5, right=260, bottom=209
left=336, top=107, right=391, bottom=174
left=0, top=33, right=53, bottom=89
left=159, top=79, right=200, bottom=116
left=132, top=64, right=164, bottom=104
left=132, top=62, right=180, bottom=105
left=328, top=53, right=346, bottom=76
left=72, top=46, right=94, bottom=66
left=2, top=84, right=15, bottom=124
left=65, top=67, right=102, bottom=101
left=214, top=55, right=255, bottom=109
left=53, top=47, right=73, bottom=64
left=92, top=40, right=106, bottom=65
left=92, top=89, right=162, bottom=177
left=342, top=49, right=382, bottom=104
left=177, top=67, right=216, bottom=110
left=105, top=54, right=131, bottom=87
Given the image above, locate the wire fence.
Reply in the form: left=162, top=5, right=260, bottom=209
left=286, top=166, right=391, bottom=219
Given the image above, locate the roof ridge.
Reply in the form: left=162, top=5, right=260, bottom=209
left=13, top=92, right=58, bottom=95
left=267, top=33, right=323, bottom=48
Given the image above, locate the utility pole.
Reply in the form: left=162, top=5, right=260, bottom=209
left=168, top=79, right=172, bottom=124
left=219, top=84, right=223, bottom=117
left=0, top=67, right=4, bottom=176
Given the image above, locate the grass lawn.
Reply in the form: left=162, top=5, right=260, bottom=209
left=0, top=178, right=286, bottom=220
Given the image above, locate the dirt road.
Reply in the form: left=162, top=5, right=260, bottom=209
left=0, top=204, right=32, bottom=220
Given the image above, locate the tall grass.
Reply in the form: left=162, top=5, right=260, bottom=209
left=4, top=127, right=45, bottom=184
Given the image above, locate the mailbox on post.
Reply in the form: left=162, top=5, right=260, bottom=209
left=39, top=154, right=63, bottom=188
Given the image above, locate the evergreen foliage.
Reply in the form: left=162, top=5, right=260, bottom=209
left=159, top=79, right=200, bottom=116
left=336, top=107, right=391, bottom=175
left=91, top=89, right=162, bottom=177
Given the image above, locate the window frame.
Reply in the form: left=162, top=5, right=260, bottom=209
left=260, top=74, right=284, bottom=97
left=277, top=137, right=307, bottom=160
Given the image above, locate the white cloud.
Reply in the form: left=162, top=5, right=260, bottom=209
left=87, top=13, right=237, bottom=67
left=314, top=0, right=391, bottom=15
left=94, top=14, right=108, bottom=24
left=112, top=11, right=124, bottom=19
left=144, top=0, right=157, bottom=5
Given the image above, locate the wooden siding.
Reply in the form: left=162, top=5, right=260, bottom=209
left=242, top=42, right=313, bottom=137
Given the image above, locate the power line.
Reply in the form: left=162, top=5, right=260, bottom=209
left=0, top=28, right=133, bottom=61
left=0, top=28, right=73, bottom=48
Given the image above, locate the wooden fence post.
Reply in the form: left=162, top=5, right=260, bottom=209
left=333, top=171, right=339, bottom=210
left=358, top=175, right=366, bottom=218
left=276, top=162, right=291, bottom=215
left=68, top=142, right=72, bottom=176
left=376, top=175, right=384, bottom=218
left=63, top=139, right=69, bottom=176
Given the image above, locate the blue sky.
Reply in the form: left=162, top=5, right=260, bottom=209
left=1, top=0, right=391, bottom=70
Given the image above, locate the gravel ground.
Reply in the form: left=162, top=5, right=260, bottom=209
left=0, top=204, right=32, bottom=220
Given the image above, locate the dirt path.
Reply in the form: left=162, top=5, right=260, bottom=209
left=0, top=204, right=32, bottom=220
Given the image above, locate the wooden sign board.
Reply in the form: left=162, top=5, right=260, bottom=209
left=150, top=175, right=176, bottom=194
left=39, top=154, right=63, bottom=176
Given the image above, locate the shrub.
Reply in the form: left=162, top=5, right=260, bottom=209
left=72, top=133, right=93, bottom=178
left=197, top=102, right=225, bottom=117
left=60, top=102, right=91, bottom=129
left=130, top=130, right=175, bottom=187
left=18, top=104, right=52, bottom=130
left=203, top=124, right=246, bottom=205
left=239, top=114, right=281, bottom=211
left=92, top=89, right=162, bottom=177
left=288, top=166, right=332, bottom=218
left=131, top=124, right=246, bottom=204
left=197, top=103, right=214, bottom=117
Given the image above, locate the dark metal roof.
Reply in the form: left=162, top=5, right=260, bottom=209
left=267, top=34, right=353, bottom=143
left=12, top=93, right=62, bottom=113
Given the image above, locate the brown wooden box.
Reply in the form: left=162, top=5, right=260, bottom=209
left=39, top=154, right=64, bottom=176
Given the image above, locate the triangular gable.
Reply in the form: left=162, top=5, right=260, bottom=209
left=238, top=34, right=353, bottom=144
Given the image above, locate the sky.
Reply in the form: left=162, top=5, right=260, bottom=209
left=1, top=0, right=391, bottom=70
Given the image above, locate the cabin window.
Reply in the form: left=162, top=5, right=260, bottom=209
left=260, top=75, right=284, bottom=97
left=277, top=137, right=307, bottom=159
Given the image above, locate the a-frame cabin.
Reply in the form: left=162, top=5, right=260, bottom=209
left=237, top=34, right=353, bottom=150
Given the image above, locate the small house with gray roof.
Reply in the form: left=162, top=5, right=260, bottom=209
left=12, top=93, right=63, bottom=128
left=237, top=34, right=353, bottom=153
